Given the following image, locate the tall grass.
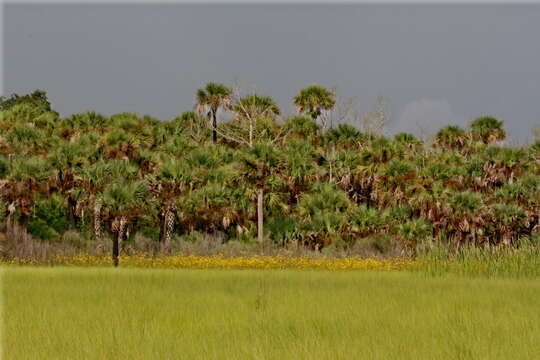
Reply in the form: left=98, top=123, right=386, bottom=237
left=416, top=242, right=540, bottom=279
left=3, top=268, right=540, bottom=359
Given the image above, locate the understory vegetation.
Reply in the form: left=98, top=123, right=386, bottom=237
left=0, top=87, right=539, bottom=266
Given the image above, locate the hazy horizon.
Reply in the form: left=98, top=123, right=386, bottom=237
left=4, top=3, right=540, bottom=143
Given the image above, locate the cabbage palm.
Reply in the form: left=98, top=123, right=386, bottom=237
left=1, top=155, right=52, bottom=233
left=0, top=89, right=52, bottom=112
left=152, top=157, right=194, bottom=248
left=297, top=183, right=351, bottom=248
left=293, top=85, right=335, bottom=122
left=447, top=191, right=485, bottom=245
left=397, top=218, right=432, bottom=244
left=240, top=142, right=282, bottom=244
left=101, top=179, right=152, bottom=266
left=168, top=111, right=209, bottom=143
left=435, top=125, right=467, bottom=150
left=49, top=142, right=91, bottom=227
left=470, top=116, right=506, bottom=144
left=394, top=132, right=422, bottom=152
left=231, top=94, right=281, bottom=147
left=280, top=140, right=319, bottom=204
left=324, top=124, right=362, bottom=149
left=76, top=160, right=112, bottom=240
left=283, top=115, right=321, bottom=143
left=233, top=94, right=280, bottom=121
left=196, top=83, right=232, bottom=143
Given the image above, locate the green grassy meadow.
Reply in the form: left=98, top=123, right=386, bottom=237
left=3, top=268, right=540, bottom=359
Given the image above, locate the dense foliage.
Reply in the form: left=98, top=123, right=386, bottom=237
left=1, top=87, right=539, bottom=264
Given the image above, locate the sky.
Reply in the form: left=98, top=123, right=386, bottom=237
left=3, top=3, right=540, bottom=143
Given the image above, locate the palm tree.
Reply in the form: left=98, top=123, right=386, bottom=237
left=49, top=142, right=91, bottom=228
left=297, top=182, right=351, bottom=249
left=394, top=132, right=423, bottom=152
left=168, top=111, right=209, bottom=143
left=435, top=125, right=467, bottom=150
left=280, top=140, right=319, bottom=205
left=1, top=155, right=52, bottom=233
left=240, top=142, right=282, bottom=245
left=470, top=116, right=506, bottom=144
left=0, top=89, right=52, bottom=113
left=350, top=204, right=384, bottom=237
left=233, top=94, right=280, bottom=120
left=232, top=94, right=281, bottom=147
left=283, top=115, right=321, bottom=142
left=324, top=124, right=362, bottom=149
left=76, top=160, right=113, bottom=240
left=447, top=190, right=485, bottom=245
left=494, top=204, right=527, bottom=245
left=152, top=157, right=194, bottom=248
left=372, top=158, right=421, bottom=210
left=293, top=85, right=336, bottom=122
left=101, top=179, right=152, bottom=266
left=196, top=83, right=232, bottom=143
left=397, top=218, right=433, bottom=245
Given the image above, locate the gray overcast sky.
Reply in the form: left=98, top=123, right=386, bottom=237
left=3, top=3, right=540, bottom=142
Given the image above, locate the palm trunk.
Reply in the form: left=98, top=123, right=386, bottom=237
left=118, top=216, right=127, bottom=252
left=68, top=196, right=77, bottom=228
left=112, top=231, right=119, bottom=267
left=93, top=202, right=102, bottom=240
left=5, top=202, right=15, bottom=234
left=111, top=216, right=127, bottom=267
left=257, top=188, right=264, bottom=245
left=6, top=214, right=13, bottom=233
left=164, top=208, right=175, bottom=251
left=159, top=205, right=175, bottom=249
left=18, top=213, right=29, bottom=235
left=249, top=117, right=253, bottom=147
left=158, top=210, right=165, bottom=243
left=212, top=111, right=217, bottom=143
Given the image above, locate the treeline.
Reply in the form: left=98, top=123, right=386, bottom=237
left=0, top=86, right=539, bottom=265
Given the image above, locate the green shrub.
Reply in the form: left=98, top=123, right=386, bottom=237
left=398, top=218, right=433, bottom=243
left=28, top=220, right=60, bottom=241
left=139, top=225, right=160, bottom=242
left=266, top=216, right=301, bottom=246
left=362, top=233, right=393, bottom=254
left=351, top=205, right=383, bottom=234
left=28, top=194, right=70, bottom=241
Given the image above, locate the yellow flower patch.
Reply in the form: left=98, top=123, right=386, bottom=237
left=1, top=254, right=412, bottom=271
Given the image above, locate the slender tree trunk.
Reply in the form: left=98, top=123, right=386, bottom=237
left=68, top=196, right=77, bottom=228
left=18, top=212, right=29, bottom=235
left=112, top=231, right=119, bottom=267
left=158, top=210, right=165, bottom=243
left=212, top=111, right=217, bottom=143
left=257, top=188, right=264, bottom=245
left=249, top=117, right=253, bottom=147
left=6, top=202, right=16, bottom=234
left=159, top=204, right=175, bottom=248
left=164, top=208, right=175, bottom=251
left=6, top=214, right=12, bottom=233
left=112, top=216, right=127, bottom=267
left=93, top=202, right=102, bottom=240
left=118, top=216, right=127, bottom=252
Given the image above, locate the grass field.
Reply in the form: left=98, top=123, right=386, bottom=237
left=3, top=268, right=540, bottom=359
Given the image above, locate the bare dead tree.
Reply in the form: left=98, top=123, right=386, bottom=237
left=319, top=91, right=363, bottom=131
left=361, top=95, right=392, bottom=135
left=215, top=84, right=290, bottom=148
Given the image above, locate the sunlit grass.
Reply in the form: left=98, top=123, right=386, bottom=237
left=3, top=267, right=540, bottom=359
